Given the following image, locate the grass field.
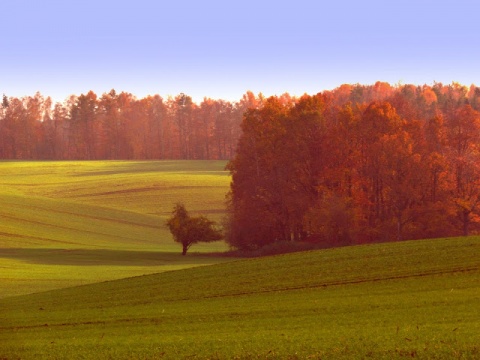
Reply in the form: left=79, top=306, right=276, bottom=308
left=1, top=236, right=479, bottom=359
left=0, top=161, right=232, bottom=297
left=1, top=161, right=479, bottom=359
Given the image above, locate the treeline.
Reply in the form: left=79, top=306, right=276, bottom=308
left=0, top=90, right=265, bottom=160
left=3, top=82, right=480, bottom=245
left=226, top=82, right=480, bottom=249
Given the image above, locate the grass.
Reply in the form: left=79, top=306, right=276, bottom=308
left=1, top=236, right=479, bottom=359
left=0, top=160, right=229, bottom=219
left=0, top=161, right=232, bottom=297
left=1, top=160, right=479, bottom=358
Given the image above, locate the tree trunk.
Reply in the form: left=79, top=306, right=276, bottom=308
left=463, top=210, right=470, bottom=236
left=182, top=243, right=188, bottom=256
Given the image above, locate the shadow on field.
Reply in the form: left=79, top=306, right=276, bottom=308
left=0, top=248, right=212, bottom=266
left=70, top=160, right=228, bottom=177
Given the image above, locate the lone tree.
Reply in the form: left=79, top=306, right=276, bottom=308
left=166, top=203, right=223, bottom=255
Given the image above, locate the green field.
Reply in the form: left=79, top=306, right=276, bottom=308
left=1, top=161, right=479, bottom=359
left=1, top=236, right=479, bottom=359
left=0, top=161, right=232, bottom=297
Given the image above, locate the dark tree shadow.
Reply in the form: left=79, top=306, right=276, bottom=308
left=0, top=248, right=217, bottom=266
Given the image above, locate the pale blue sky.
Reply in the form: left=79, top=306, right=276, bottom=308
left=1, top=0, right=479, bottom=103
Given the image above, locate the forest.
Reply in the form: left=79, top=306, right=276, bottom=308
left=226, top=82, right=480, bottom=249
left=0, top=90, right=255, bottom=160
left=2, top=82, right=480, bottom=247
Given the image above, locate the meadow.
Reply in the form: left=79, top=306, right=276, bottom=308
left=1, top=236, right=479, bottom=359
left=0, top=161, right=232, bottom=297
left=1, top=161, right=479, bottom=359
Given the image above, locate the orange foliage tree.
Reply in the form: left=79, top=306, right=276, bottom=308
left=226, top=83, right=480, bottom=250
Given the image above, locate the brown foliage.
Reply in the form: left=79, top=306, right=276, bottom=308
left=226, top=82, right=480, bottom=249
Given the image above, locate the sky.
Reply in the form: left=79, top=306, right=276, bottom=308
left=1, top=0, right=479, bottom=104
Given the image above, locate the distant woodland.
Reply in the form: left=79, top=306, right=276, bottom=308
left=2, top=82, right=480, bottom=245
left=0, top=90, right=252, bottom=160
left=1, top=82, right=479, bottom=162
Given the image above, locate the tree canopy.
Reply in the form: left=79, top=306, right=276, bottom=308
left=1, top=83, right=480, bottom=163
left=226, top=83, right=480, bottom=249
left=166, top=204, right=223, bottom=255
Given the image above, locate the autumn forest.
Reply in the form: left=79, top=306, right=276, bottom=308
left=226, top=82, right=480, bottom=248
left=2, top=82, right=480, bottom=248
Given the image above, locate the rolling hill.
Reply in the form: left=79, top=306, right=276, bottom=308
left=1, top=236, right=479, bottom=359
left=0, top=161, right=232, bottom=297
left=1, top=161, right=479, bottom=359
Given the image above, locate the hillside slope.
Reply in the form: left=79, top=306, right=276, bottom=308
left=0, top=160, right=230, bottom=249
left=0, top=193, right=162, bottom=249
left=0, top=161, right=231, bottom=298
left=1, top=237, right=479, bottom=359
